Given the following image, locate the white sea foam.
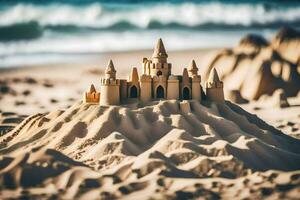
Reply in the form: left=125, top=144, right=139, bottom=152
left=0, top=2, right=298, bottom=67
left=0, top=29, right=276, bottom=67
left=0, top=2, right=299, bottom=28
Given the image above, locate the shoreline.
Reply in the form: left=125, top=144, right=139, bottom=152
left=0, top=47, right=222, bottom=71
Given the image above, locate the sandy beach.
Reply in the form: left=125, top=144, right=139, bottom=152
left=1, top=0, right=300, bottom=198
left=1, top=29, right=300, bottom=199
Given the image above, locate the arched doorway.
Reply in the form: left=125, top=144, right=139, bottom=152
left=130, top=85, right=138, bottom=98
left=182, top=87, right=190, bottom=100
left=156, top=85, right=164, bottom=99
left=157, top=71, right=162, bottom=76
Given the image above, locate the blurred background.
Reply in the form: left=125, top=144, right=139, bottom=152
left=0, top=0, right=300, bottom=67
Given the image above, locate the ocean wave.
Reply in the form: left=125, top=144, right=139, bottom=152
left=0, top=27, right=280, bottom=68
left=0, top=21, right=43, bottom=41
left=0, top=2, right=300, bottom=29
left=0, top=30, right=247, bottom=58
left=1, top=20, right=299, bottom=42
left=0, top=1, right=299, bottom=67
left=0, top=2, right=300, bottom=41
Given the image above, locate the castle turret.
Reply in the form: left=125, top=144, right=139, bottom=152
left=167, top=75, right=179, bottom=100
left=105, top=59, right=116, bottom=79
left=188, top=60, right=198, bottom=77
left=182, top=68, right=189, bottom=84
left=147, top=38, right=172, bottom=77
left=128, top=67, right=140, bottom=98
left=140, top=74, right=152, bottom=103
left=152, top=38, right=168, bottom=63
left=205, top=68, right=224, bottom=103
left=100, top=60, right=120, bottom=105
left=83, top=84, right=100, bottom=104
left=181, top=68, right=191, bottom=100
left=189, top=60, right=202, bottom=101
left=129, top=67, right=139, bottom=83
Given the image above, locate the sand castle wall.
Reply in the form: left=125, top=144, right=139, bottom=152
left=100, top=79, right=120, bottom=105
left=192, top=79, right=201, bottom=101
left=167, top=78, right=179, bottom=100
left=206, top=87, right=224, bottom=103
left=140, top=75, right=152, bottom=103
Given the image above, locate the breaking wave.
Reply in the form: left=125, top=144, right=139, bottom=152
left=0, top=2, right=300, bottom=41
left=0, top=0, right=299, bottom=67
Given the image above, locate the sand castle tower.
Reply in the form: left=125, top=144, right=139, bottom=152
left=144, top=38, right=172, bottom=77
left=167, top=75, right=179, bottom=100
left=127, top=67, right=140, bottom=98
left=205, top=68, right=224, bottom=103
left=140, top=74, right=152, bottom=103
left=100, top=60, right=120, bottom=105
left=181, top=68, right=191, bottom=100
left=188, top=60, right=202, bottom=101
left=83, top=84, right=100, bottom=104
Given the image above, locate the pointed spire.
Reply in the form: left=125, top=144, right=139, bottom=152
left=89, top=84, right=96, bottom=93
left=105, top=59, right=116, bottom=73
left=105, top=59, right=116, bottom=79
left=208, top=68, right=220, bottom=83
left=206, top=68, right=223, bottom=89
left=152, top=38, right=168, bottom=58
left=188, top=60, right=198, bottom=70
left=182, top=68, right=189, bottom=84
left=130, top=67, right=139, bottom=83
left=188, top=59, right=198, bottom=76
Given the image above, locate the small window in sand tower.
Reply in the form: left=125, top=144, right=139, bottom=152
left=183, top=87, right=190, bottom=100
left=157, top=71, right=162, bottom=76
left=130, top=85, right=138, bottom=98
left=156, top=85, right=164, bottom=99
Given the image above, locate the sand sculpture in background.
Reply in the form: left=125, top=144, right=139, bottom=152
left=204, top=27, right=300, bottom=102
left=84, top=39, right=224, bottom=105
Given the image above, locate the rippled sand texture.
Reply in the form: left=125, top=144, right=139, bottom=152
left=1, top=100, right=300, bottom=199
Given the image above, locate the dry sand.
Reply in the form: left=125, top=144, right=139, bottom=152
left=0, top=30, right=300, bottom=199
left=0, top=99, right=300, bottom=199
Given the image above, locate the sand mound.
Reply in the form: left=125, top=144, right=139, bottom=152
left=0, top=147, right=102, bottom=199
left=1, top=100, right=300, bottom=198
left=0, top=147, right=86, bottom=188
left=2, top=100, right=300, bottom=170
left=0, top=112, right=27, bottom=136
left=205, top=29, right=300, bottom=100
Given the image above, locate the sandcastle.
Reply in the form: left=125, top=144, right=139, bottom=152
left=83, top=84, right=100, bottom=104
left=84, top=38, right=224, bottom=105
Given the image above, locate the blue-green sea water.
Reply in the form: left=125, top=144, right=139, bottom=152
left=0, top=0, right=299, bottom=67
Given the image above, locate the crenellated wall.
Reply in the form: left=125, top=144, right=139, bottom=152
left=100, top=78, right=120, bottom=105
